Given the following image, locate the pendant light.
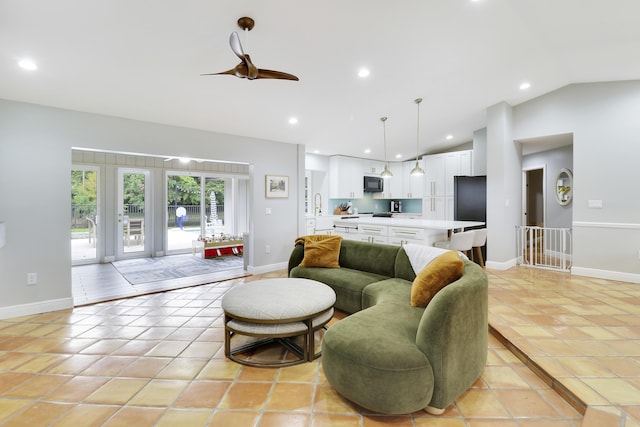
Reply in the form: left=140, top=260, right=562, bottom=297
left=410, top=98, right=425, bottom=176
left=380, top=117, right=393, bottom=178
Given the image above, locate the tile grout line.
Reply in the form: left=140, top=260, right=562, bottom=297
left=488, top=324, right=587, bottom=415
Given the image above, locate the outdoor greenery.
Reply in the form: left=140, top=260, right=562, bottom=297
left=71, top=171, right=226, bottom=228
left=71, top=170, right=97, bottom=218
left=167, top=176, right=225, bottom=207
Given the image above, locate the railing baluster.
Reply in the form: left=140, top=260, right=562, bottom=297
left=516, top=225, right=572, bottom=272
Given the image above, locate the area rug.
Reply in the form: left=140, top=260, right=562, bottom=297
left=112, top=254, right=244, bottom=285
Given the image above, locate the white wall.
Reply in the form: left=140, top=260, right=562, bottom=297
left=486, top=102, right=521, bottom=269
left=512, top=81, right=640, bottom=282
left=0, top=99, right=303, bottom=318
left=472, top=128, right=487, bottom=176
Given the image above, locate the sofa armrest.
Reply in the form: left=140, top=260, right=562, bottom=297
left=415, top=261, right=488, bottom=411
left=288, top=244, right=305, bottom=275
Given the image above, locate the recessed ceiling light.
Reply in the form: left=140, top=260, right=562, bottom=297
left=395, top=154, right=402, bottom=159
left=358, top=68, right=370, bottom=78
left=288, top=117, right=298, bottom=125
left=446, top=135, right=453, bottom=140
left=519, top=82, right=531, bottom=90
left=313, top=150, right=320, bottom=154
left=364, top=149, right=371, bottom=154
left=18, top=59, right=37, bottom=71
left=179, top=157, right=190, bottom=164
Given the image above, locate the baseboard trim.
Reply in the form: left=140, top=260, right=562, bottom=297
left=247, top=262, right=288, bottom=275
left=0, top=297, right=74, bottom=321
left=485, top=257, right=517, bottom=271
left=571, top=267, right=640, bottom=284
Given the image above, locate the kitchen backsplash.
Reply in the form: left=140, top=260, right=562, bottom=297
left=330, top=193, right=422, bottom=214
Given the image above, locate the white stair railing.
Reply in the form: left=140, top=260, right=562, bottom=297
left=516, top=226, right=572, bottom=271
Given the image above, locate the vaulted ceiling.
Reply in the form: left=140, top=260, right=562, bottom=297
left=2, top=0, right=640, bottom=161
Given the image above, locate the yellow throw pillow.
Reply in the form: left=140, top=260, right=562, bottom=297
left=299, top=236, right=343, bottom=268
left=410, top=251, right=464, bottom=307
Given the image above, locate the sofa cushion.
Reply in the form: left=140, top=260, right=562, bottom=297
left=362, top=278, right=413, bottom=309
left=322, top=302, right=434, bottom=414
left=338, top=240, right=400, bottom=277
left=299, top=235, right=343, bottom=268
left=394, top=248, right=417, bottom=282
left=290, top=266, right=388, bottom=313
left=410, top=251, right=464, bottom=307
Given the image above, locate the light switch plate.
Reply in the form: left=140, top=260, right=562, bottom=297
left=587, top=200, right=603, bottom=209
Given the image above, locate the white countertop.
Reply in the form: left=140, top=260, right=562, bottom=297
left=333, top=216, right=484, bottom=230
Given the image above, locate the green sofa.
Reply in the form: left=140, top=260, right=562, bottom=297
left=288, top=239, right=488, bottom=415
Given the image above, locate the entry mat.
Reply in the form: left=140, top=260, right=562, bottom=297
left=112, top=253, right=244, bottom=285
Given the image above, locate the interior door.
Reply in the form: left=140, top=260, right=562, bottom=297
left=525, top=168, right=545, bottom=227
left=117, top=168, right=151, bottom=258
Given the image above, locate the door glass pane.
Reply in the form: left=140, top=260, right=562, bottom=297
left=205, top=177, right=226, bottom=237
left=122, top=172, right=147, bottom=254
left=71, top=169, right=98, bottom=262
left=167, top=174, right=202, bottom=251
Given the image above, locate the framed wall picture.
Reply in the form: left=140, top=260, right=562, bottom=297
left=265, top=174, right=289, bottom=198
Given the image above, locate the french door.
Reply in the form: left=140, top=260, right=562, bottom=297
left=117, top=168, right=151, bottom=258
left=71, top=166, right=99, bottom=264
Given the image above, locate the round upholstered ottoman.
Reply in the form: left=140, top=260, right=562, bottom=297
left=321, top=302, right=434, bottom=414
left=222, top=278, right=335, bottom=367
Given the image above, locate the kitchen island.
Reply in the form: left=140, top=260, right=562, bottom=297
left=331, top=216, right=484, bottom=246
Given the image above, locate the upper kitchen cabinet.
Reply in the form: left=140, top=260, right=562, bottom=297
left=402, top=159, right=426, bottom=199
left=425, top=154, right=445, bottom=197
left=375, top=162, right=403, bottom=199
left=444, top=151, right=473, bottom=196
left=425, top=150, right=473, bottom=197
left=423, top=150, right=473, bottom=220
left=362, top=159, right=386, bottom=176
left=329, top=156, right=364, bottom=199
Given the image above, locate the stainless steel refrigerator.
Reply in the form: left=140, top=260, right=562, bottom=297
left=454, top=175, right=486, bottom=262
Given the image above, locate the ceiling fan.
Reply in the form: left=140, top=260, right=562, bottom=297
left=202, top=17, right=299, bottom=81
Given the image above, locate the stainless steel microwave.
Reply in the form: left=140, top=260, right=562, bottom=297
left=363, top=176, right=384, bottom=193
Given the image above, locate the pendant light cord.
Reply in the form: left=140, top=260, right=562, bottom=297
left=415, top=98, right=422, bottom=162
left=382, top=117, right=388, bottom=165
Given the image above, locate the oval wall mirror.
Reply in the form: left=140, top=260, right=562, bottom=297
left=556, top=168, right=573, bottom=205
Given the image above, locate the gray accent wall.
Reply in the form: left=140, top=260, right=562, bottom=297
left=522, top=144, right=573, bottom=229
left=489, top=80, right=640, bottom=281
left=0, top=99, right=303, bottom=318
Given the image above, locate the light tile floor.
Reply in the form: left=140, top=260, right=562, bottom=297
left=487, top=267, right=640, bottom=426
left=0, top=265, right=636, bottom=426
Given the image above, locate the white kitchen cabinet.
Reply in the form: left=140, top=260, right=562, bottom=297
left=423, top=196, right=445, bottom=220
left=306, top=218, right=315, bottom=235
left=458, top=150, right=472, bottom=176
left=423, top=150, right=473, bottom=219
left=362, top=159, right=385, bottom=176
left=358, top=235, right=388, bottom=244
left=375, top=162, right=403, bottom=199
left=445, top=196, right=454, bottom=221
left=306, top=217, right=335, bottom=235
left=444, top=150, right=473, bottom=196
left=329, top=156, right=364, bottom=199
left=401, top=159, right=426, bottom=199
left=424, top=154, right=445, bottom=197
left=333, top=220, right=360, bottom=241
left=359, top=224, right=387, bottom=237
left=387, top=226, right=425, bottom=246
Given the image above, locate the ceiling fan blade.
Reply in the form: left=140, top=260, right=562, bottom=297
left=201, top=62, right=250, bottom=78
left=229, top=32, right=245, bottom=60
left=229, top=33, right=258, bottom=79
left=200, top=69, right=236, bottom=76
left=242, top=54, right=259, bottom=80
left=255, top=68, right=299, bottom=81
